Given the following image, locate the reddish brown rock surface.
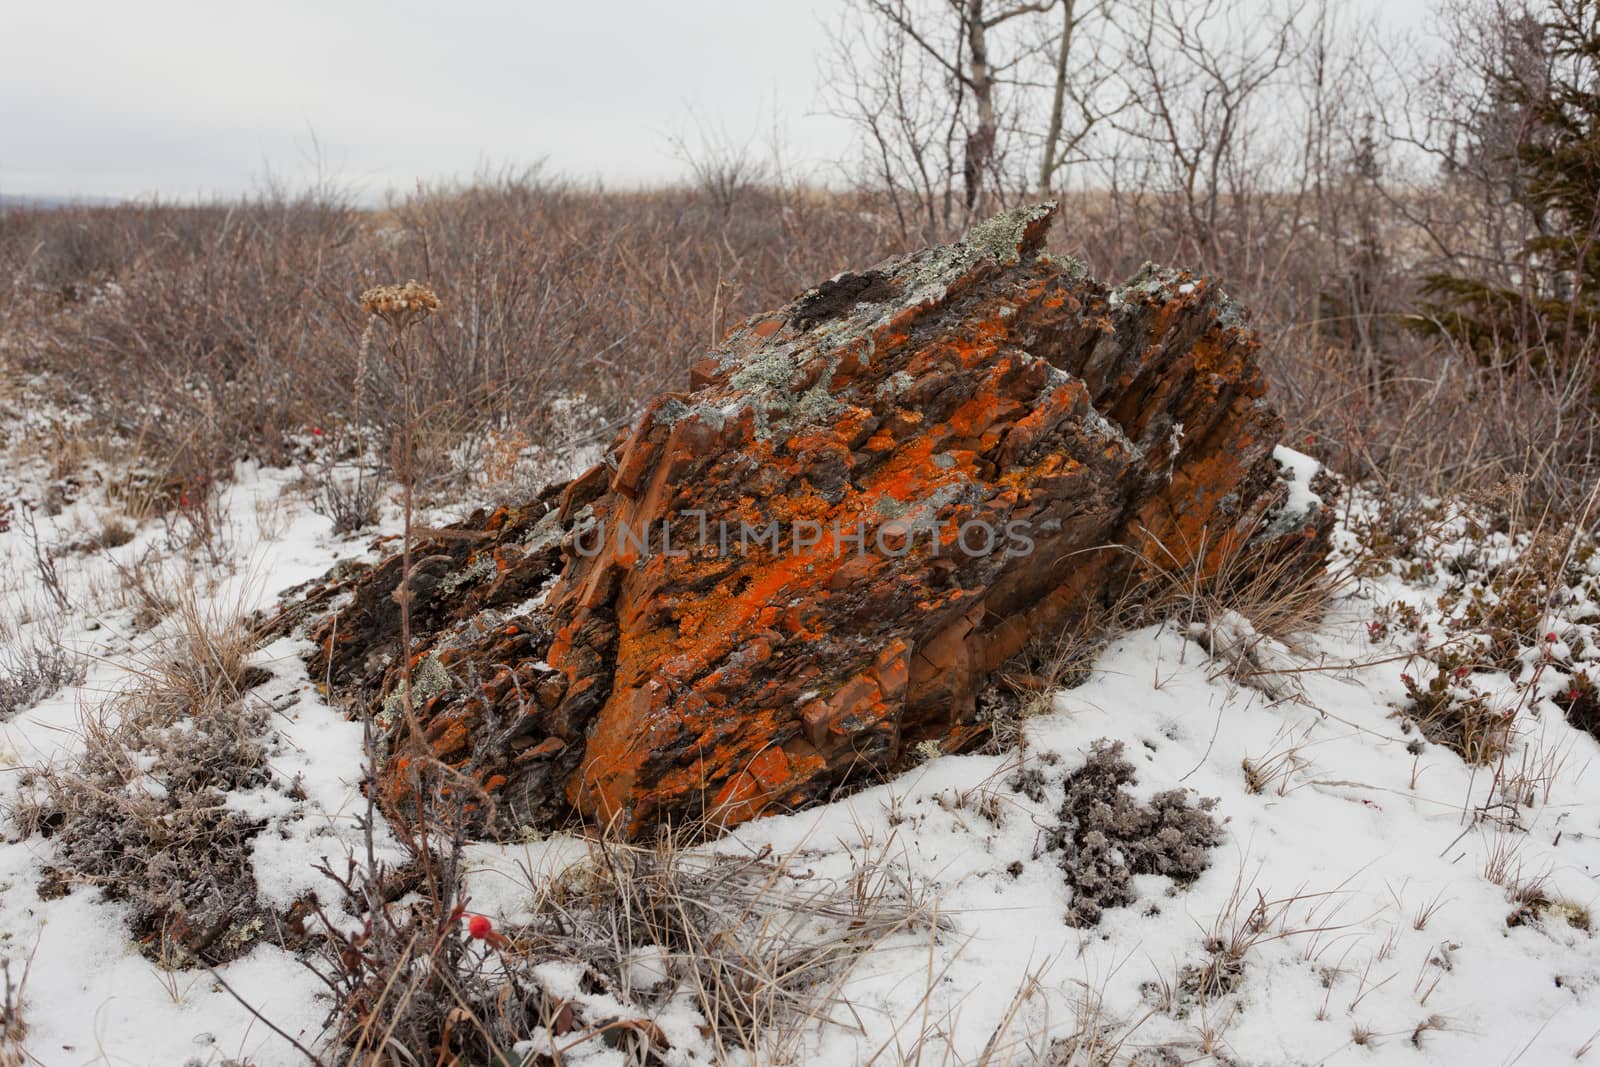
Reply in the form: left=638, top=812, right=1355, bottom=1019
left=294, top=203, right=1334, bottom=835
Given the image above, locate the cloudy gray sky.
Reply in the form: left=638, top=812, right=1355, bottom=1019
left=1, top=0, right=1432, bottom=202
left=0, top=1, right=853, bottom=200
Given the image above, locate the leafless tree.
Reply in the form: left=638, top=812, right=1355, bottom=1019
left=826, top=0, right=1103, bottom=237
left=1032, top=0, right=1128, bottom=193
left=825, top=3, right=968, bottom=241
left=1110, top=0, right=1298, bottom=265
left=865, top=0, right=1049, bottom=212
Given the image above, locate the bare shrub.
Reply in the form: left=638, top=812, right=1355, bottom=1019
left=669, top=118, right=772, bottom=218
left=309, top=456, right=384, bottom=537
left=1, top=181, right=896, bottom=511
left=305, top=788, right=480, bottom=1065
left=0, top=632, right=84, bottom=721
left=306, top=323, right=384, bottom=535
left=106, top=547, right=180, bottom=633
left=13, top=502, right=69, bottom=612
left=1048, top=739, right=1222, bottom=927
left=0, top=957, right=26, bottom=1067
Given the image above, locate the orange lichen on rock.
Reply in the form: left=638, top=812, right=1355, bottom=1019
left=295, top=202, right=1335, bottom=837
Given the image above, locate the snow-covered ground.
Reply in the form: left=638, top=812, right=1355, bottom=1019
left=2, top=414, right=1597, bottom=1065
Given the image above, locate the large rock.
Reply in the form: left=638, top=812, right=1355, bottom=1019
left=295, top=203, right=1333, bottom=836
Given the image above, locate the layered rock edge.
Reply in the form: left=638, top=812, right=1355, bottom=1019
left=287, top=203, right=1335, bottom=836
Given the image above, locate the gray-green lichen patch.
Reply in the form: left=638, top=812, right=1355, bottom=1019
left=728, top=344, right=803, bottom=394
left=570, top=504, right=599, bottom=542
left=791, top=379, right=842, bottom=423
left=919, top=480, right=969, bottom=513
left=1038, top=251, right=1090, bottom=280
left=739, top=352, right=846, bottom=442
left=1032, top=361, right=1077, bottom=401
left=439, top=552, right=497, bottom=596
left=650, top=396, right=692, bottom=427
left=964, top=201, right=1056, bottom=263
left=911, top=201, right=1057, bottom=285
left=379, top=651, right=454, bottom=727
left=1213, top=292, right=1250, bottom=330
left=874, top=495, right=911, bottom=520
left=873, top=478, right=967, bottom=522
left=1109, top=261, right=1249, bottom=331
left=876, top=370, right=914, bottom=400
left=522, top=509, right=565, bottom=553
left=1115, top=261, right=1183, bottom=302
left=1080, top=393, right=1141, bottom=462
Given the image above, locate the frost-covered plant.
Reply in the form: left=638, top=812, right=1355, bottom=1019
left=312, top=814, right=938, bottom=1066
left=12, top=593, right=273, bottom=965
left=1048, top=739, right=1222, bottom=927
left=307, top=321, right=383, bottom=536
left=1345, top=496, right=1455, bottom=581
left=310, top=452, right=383, bottom=536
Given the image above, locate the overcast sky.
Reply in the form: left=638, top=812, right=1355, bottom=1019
left=1, top=0, right=1433, bottom=203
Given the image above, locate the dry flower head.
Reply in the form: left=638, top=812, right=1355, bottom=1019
left=361, top=281, right=441, bottom=330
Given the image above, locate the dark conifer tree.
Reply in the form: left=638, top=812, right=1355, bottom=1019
left=1417, top=0, right=1600, bottom=378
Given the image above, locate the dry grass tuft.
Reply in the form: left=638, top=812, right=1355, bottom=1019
left=526, top=833, right=937, bottom=1063
left=310, top=818, right=939, bottom=1066
left=1241, top=727, right=1310, bottom=797
left=885, top=964, right=1158, bottom=1066
left=1120, top=518, right=1344, bottom=648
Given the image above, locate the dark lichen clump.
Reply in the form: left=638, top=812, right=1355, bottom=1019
left=1048, top=738, right=1222, bottom=927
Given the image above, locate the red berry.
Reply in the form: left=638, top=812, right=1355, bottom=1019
left=1546, top=632, right=1559, bottom=643
left=468, top=914, right=492, bottom=940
